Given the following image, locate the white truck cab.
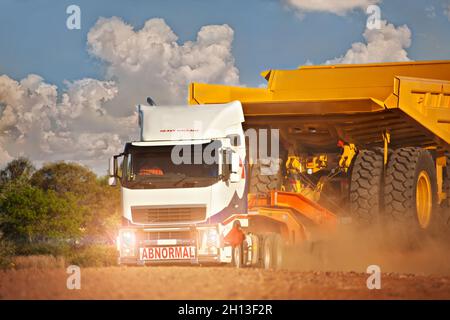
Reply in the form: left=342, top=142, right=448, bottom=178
left=109, top=101, right=247, bottom=265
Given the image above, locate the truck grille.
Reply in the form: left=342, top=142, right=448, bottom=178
left=131, top=206, right=206, bottom=224
left=136, top=230, right=195, bottom=246
left=140, top=230, right=193, bottom=241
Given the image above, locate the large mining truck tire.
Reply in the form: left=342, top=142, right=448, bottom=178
left=249, top=159, right=282, bottom=194
left=384, top=147, right=439, bottom=234
left=349, top=149, right=384, bottom=225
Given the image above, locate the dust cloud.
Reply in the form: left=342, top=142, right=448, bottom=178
left=285, top=221, right=450, bottom=276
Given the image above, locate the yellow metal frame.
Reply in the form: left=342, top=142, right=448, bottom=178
left=286, top=154, right=327, bottom=175
left=339, top=143, right=357, bottom=172
left=284, top=154, right=327, bottom=200
left=436, top=156, right=447, bottom=204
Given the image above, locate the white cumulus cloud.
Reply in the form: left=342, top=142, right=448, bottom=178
left=0, top=17, right=240, bottom=172
left=283, top=0, right=381, bottom=16
left=0, top=74, right=135, bottom=173
left=87, top=17, right=239, bottom=115
left=325, top=20, right=411, bottom=64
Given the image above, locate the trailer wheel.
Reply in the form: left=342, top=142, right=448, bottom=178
left=232, top=244, right=243, bottom=268
left=249, top=159, right=282, bottom=194
left=262, top=235, right=274, bottom=269
left=273, top=235, right=284, bottom=270
left=262, top=234, right=284, bottom=270
left=384, top=147, right=438, bottom=233
left=349, top=149, right=384, bottom=225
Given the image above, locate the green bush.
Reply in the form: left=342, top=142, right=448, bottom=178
left=0, top=238, right=15, bottom=269
left=66, top=245, right=118, bottom=267
left=0, top=158, right=121, bottom=268
left=0, top=182, right=84, bottom=243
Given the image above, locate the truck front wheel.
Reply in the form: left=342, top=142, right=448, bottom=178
left=232, top=244, right=244, bottom=268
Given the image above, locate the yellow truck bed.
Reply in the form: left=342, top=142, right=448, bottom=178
left=189, top=60, right=450, bottom=154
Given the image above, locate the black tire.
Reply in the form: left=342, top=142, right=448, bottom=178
left=231, top=244, right=243, bottom=268
left=349, top=149, right=384, bottom=225
left=384, top=147, right=438, bottom=233
left=249, top=158, right=282, bottom=194
left=273, top=235, right=284, bottom=270
left=262, top=235, right=274, bottom=269
left=262, top=234, right=284, bottom=270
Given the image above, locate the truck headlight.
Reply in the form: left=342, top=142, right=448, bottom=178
left=206, top=229, right=219, bottom=246
left=121, top=230, right=136, bottom=247
left=198, top=227, right=220, bottom=255
left=118, top=229, right=136, bottom=257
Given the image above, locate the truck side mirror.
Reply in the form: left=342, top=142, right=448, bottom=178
left=109, top=156, right=116, bottom=176
left=108, top=176, right=117, bottom=186
left=108, top=155, right=119, bottom=186
left=230, top=152, right=241, bottom=183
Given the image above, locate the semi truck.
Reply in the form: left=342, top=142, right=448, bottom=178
left=109, top=60, right=450, bottom=268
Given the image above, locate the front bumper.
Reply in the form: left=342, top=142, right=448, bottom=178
left=118, top=255, right=221, bottom=266
left=117, top=225, right=222, bottom=265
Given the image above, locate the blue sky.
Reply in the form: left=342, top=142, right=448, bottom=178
left=0, top=0, right=449, bottom=172
left=1, top=0, right=449, bottom=88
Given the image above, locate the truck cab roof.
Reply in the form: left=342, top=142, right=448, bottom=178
left=138, top=101, right=244, bottom=142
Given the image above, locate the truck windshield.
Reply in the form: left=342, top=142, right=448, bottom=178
left=121, top=142, right=220, bottom=189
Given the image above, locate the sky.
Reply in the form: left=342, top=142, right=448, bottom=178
left=0, top=0, right=449, bottom=174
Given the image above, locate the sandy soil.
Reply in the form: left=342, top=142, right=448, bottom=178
left=1, top=266, right=450, bottom=300
left=2, top=227, right=450, bottom=300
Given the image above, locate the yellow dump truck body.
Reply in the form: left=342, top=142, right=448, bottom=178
left=189, top=60, right=450, bottom=154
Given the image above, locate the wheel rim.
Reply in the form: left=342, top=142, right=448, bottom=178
left=416, top=171, right=432, bottom=229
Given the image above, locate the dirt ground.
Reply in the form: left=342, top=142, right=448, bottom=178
left=1, top=266, right=450, bottom=299
left=1, top=227, right=450, bottom=300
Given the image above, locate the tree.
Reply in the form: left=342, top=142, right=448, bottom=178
left=0, top=182, right=84, bottom=243
left=31, top=162, right=97, bottom=197
left=31, top=162, right=121, bottom=241
left=86, top=176, right=121, bottom=241
left=0, top=157, right=35, bottom=185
